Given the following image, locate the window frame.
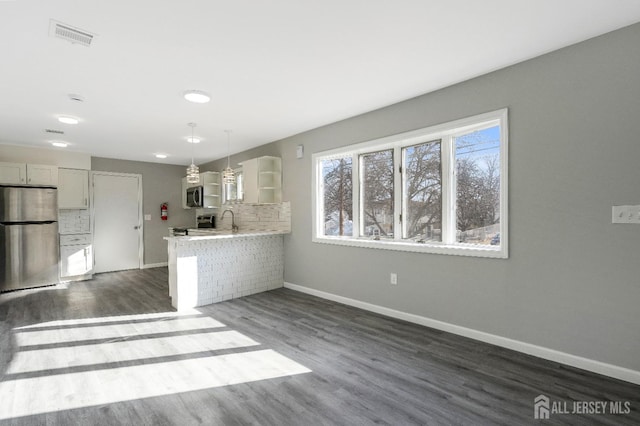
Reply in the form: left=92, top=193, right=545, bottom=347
left=312, top=108, right=508, bottom=259
left=401, top=138, right=442, bottom=242
left=359, top=148, right=395, bottom=239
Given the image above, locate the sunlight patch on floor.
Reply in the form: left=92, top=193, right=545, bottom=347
left=0, top=349, right=311, bottom=420
left=13, top=309, right=203, bottom=330
left=14, top=316, right=226, bottom=346
left=7, top=330, right=260, bottom=374
left=1, top=311, right=311, bottom=420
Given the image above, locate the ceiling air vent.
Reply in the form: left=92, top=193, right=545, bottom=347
left=49, top=20, right=95, bottom=47
left=45, top=129, right=65, bottom=135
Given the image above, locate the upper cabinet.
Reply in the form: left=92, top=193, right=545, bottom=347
left=242, top=156, right=282, bottom=204
left=181, top=174, right=199, bottom=209
left=27, top=164, right=58, bottom=185
left=58, top=168, right=89, bottom=209
left=201, top=171, right=221, bottom=209
left=181, top=171, right=221, bottom=209
left=0, top=162, right=25, bottom=184
left=0, top=162, right=58, bottom=186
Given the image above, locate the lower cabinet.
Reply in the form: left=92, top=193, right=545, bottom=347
left=60, top=234, right=93, bottom=278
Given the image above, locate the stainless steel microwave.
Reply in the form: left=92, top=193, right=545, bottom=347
left=186, top=186, right=203, bottom=208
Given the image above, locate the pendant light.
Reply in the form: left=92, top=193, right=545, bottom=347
left=186, top=122, right=200, bottom=184
left=222, top=130, right=236, bottom=185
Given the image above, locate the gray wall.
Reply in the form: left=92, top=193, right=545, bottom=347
left=200, top=145, right=281, bottom=174
left=206, top=23, right=640, bottom=372
left=91, top=157, right=195, bottom=265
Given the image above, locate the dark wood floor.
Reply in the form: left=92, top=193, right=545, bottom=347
left=0, top=268, right=638, bottom=425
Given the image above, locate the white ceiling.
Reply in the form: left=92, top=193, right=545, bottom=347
left=1, top=1, right=640, bottom=167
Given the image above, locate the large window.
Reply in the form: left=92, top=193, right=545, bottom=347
left=312, top=109, right=508, bottom=258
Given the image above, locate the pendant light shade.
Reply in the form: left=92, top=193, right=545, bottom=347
left=186, top=122, right=200, bottom=184
left=186, top=163, right=200, bottom=183
left=223, top=130, right=235, bottom=185
left=222, top=167, right=235, bottom=185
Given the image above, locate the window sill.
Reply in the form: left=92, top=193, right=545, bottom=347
left=312, top=236, right=508, bottom=259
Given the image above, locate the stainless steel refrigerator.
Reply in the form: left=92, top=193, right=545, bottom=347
left=0, top=185, right=59, bottom=292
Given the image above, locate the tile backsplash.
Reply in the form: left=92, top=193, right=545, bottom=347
left=216, top=202, right=291, bottom=233
left=59, top=209, right=91, bottom=234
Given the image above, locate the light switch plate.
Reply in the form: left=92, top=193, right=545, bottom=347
left=144, top=214, right=152, bottom=221
left=612, top=205, right=640, bottom=224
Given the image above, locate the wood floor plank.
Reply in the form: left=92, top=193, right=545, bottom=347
left=0, top=268, right=638, bottom=425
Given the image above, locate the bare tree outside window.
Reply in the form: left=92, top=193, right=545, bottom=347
left=322, top=157, right=353, bottom=236
left=402, top=140, right=442, bottom=241
left=361, top=150, right=394, bottom=238
left=455, top=126, right=501, bottom=245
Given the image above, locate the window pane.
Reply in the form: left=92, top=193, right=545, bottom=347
left=223, top=171, right=243, bottom=203
left=455, top=126, right=501, bottom=245
left=361, top=150, right=394, bottom=238
left=322, top=157, right=353, bottom=236
left=402, top=140, right=442, bottom=241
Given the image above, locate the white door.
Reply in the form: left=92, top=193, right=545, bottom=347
left=92, top=172, right=142, bottom=273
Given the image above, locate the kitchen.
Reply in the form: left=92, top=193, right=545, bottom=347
left=1, top=147, right=289, bottom=305
left=2, top=1, right=640, bottom=424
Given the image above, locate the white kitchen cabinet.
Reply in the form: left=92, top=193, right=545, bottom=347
left=201, top=171, right=221, bottom=209
left=0, top=162, right=26, bottom=184
left=181, top=171, right=221, bottom=209
left=0, top=162, right=58, bottom=185
left=242, top=156, right=282, bottom=204
left=181, top=176, right=199, bottom=209
left=58, top=168, right=89, bottom=209
left=27, top=164, right=58, bottom=185
left=60, top=234, right=93, bottom=278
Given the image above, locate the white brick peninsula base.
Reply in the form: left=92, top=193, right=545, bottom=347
left=166, top=232, right=285, bottom=310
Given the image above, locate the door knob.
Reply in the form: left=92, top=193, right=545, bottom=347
left=134, top=225, right=140, bottom=230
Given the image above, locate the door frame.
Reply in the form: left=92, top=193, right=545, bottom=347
left=90, top=171, right=144, bottom=271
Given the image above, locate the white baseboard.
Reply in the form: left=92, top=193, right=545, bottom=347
left=142, top=262, right=168, bottom=269
left=284, top=282, right=640, bottom=386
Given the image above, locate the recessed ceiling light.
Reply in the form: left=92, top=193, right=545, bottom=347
left=57, top=116, right=79, bottom=125
left=155, top=154, right=168, bottom=159
left=183, top=90, right=210, bottom=103
left=187, top=136, right=201, bottom=144
left=51, top=141, right=68, bottom=148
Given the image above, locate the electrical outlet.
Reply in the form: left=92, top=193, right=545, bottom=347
left=390, top=273, right=397, bottom=285
left=612, top=205, right=640, bottom=224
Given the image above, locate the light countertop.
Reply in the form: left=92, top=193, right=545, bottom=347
left=164, top=229, right=289, bottom=241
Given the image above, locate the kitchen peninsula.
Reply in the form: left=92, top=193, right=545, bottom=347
left=165, top=202, right=290, bottom=310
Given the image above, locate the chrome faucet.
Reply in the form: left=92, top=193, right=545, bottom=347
left=221, top=209, right=239, bottom=233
